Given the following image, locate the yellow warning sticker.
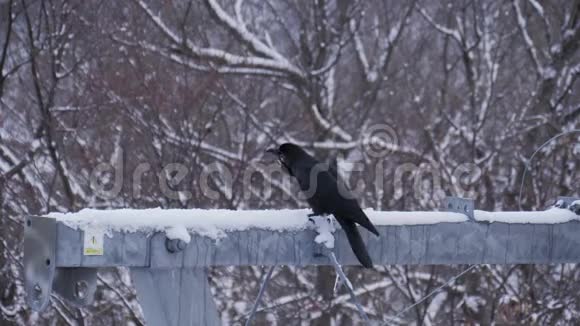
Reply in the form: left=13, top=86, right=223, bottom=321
left=83, top=229, right=104, bottom=256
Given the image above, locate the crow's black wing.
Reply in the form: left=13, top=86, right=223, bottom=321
left=289, top=158, right=380, bottom=237
left=291, top=162, right=338, bottom=215
left=335, top=200, right=379, bottom=236
left=330, top=178, right=379, bottom=236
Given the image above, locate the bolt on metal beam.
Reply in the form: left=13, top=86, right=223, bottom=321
left=443, top=196, right=475, bottom=221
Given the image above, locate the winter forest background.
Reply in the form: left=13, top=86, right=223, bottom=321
left=1, top=0, right=579, bottom=325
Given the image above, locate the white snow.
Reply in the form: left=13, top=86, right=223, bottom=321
left=463, top=295, right=485, bottom=313
left=542, top=66, right=557, bottom=79
left=164, top=225, right=191, bottom=243
left=311, top=216, right=336, bottom=249
left=528, top=0, right=544, bottom=16
left=45, top=207, right=578, bottom=240
left=49, top=208, right=311, bottom=239
left=365, top=210, right=467, bottom=225
left=474, top=207, right=578, bottom=223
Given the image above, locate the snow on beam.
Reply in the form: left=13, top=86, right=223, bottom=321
left=34, top=205, right=580, bottom=268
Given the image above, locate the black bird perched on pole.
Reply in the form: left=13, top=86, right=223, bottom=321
left=266, top=143, right=379, bottom=268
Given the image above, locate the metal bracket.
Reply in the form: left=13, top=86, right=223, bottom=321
left=556, top=196, right=579, bottom=208
left=25, top=217, right=98, bottom=310
left=52, top=268, right=97, bottom=306
left=24, top=216, right=57, bottom=311
left=556, top=196, right=580, bottom=215
left=444, top=197, right=475, bottom=221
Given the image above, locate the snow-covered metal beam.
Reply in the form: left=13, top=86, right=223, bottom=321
left=38, top=205, right=580, bottom=268
left=23, top=197, right=580, bottom=325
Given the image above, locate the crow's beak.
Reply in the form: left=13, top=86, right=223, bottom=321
left=265, top=148, right=280, bottom=156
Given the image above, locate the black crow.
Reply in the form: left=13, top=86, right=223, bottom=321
left=266, top=143, right=379, bottom=268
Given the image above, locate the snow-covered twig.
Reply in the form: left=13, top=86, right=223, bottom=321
left=132, top=0, right=304, bottom=78
left=326, top=250, right=371, bottom=323
left=417, top=7, right=463, bottom=45
left=206, top=0, right=301, bottom=77
left=512, top=0, right=544, bottom=76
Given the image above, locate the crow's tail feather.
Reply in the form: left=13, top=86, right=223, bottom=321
left=359, top=219, right=380, bottom=237
left=337, top=218, right=374, bottom=268
left=351, top=209, right=380, bottom=237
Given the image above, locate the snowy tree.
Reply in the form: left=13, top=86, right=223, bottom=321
left=1, top=0, right=579, bottom=324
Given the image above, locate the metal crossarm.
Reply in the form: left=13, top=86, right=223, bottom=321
left=23, top=196, right=580, bottom=325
